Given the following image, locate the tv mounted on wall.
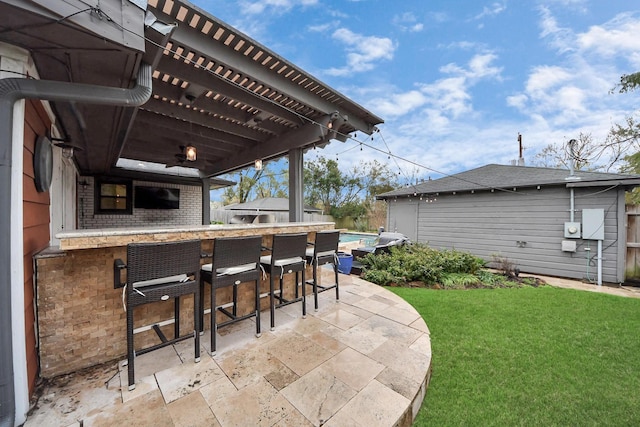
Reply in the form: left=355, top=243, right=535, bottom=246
left=134, top=186, right=180, bottom=209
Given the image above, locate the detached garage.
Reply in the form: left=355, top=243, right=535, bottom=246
left=377, top=164, right=640, bottom=285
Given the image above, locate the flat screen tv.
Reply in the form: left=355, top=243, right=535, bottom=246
left=134, top=186, right=180, bottom=209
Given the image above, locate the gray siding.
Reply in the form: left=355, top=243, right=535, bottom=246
left=388, top=185, right=625, bottom=283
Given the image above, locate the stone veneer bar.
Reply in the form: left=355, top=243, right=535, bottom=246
left=36, top=222, right=335, bottom=377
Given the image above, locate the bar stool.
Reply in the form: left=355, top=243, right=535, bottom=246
left=260, top=232, right=308, bottom=330
left=200, top=235, right=262, bottom=355
left=305, top=230, right=340, bottom=310
left=113, top=239, right=201, bottom=391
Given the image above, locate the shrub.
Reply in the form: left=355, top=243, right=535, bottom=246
left=491, top=254, right=520, bottom=277
left=440, top=273, right=481, bottom=289
left=360, top=243, right=488, bottom=287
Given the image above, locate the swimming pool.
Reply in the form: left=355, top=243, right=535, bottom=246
left=339, top=232, right=377, bottom=246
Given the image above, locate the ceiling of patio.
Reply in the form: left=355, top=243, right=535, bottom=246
left=0, top=0, right=383, bottom=181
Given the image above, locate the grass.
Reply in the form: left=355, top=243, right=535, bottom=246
left=388, top=286, right=640, bottom=426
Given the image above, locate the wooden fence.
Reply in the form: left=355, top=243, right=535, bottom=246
left=211, top=209, right=333, bottom=224
left=626, top=205, right=640, bottom=281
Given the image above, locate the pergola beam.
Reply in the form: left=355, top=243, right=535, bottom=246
left=151, top=10, right=377, bottom=134
left=206, top=113, right=334, bottom=176
left=155, top=55, right=302, bottom=125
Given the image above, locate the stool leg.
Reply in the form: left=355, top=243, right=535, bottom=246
left=279, top=274, right=284, bottom=303
left=199, top=279, right=205, bottom=334
left=301, top=270, right=306, bottom=319
left=126, top=296, right=136, bottom=391
left=334, top=261, right=340, bottom=301
left=211, top=286, right=217, bottom=355
left=313, top=260, right=319, bottom=311
left=270, top=273, right=276, bottom=331
left=269, top=271, right=276, bottom=331
left=232, top=283, right=238, bottom=317
left=194, top=286, right=200, bottom=362
left=255, top=278, right=261, bottom=338
left=174, top=296, right=180, bottom=339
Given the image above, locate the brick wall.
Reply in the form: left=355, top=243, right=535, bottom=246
left=78, top=177, right=202, bottom=229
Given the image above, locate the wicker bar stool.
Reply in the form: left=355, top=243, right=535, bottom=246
left=114, top=239, right=201, bottom=391
left=260, top=232, right=308, bottom=330
left=305, top=230, right=340, bottom=310
left=199, top=235, right=262, bottom=355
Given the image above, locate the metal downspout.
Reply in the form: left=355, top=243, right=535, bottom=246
left=0, top=63, right=152, bottom=427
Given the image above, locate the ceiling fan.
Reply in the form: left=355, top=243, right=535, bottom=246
left=166, top=145, right=198, bottom=168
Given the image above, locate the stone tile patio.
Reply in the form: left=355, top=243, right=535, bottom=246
left=24, top=274, right=431, bottom=427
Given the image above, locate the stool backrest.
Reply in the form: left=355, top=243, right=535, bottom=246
left=313, top=230, right=340, bottom=256
left=127, top=240, right=201, bottom=284
left=212, top=235, right=262, bottom=270
left=271, top=232, right=308, bottom=262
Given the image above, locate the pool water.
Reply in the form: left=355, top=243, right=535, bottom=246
left=339, top=232, right=377, bottom=246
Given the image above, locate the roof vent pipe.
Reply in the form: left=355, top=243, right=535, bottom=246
left=0, top=63, right=152, bottom=426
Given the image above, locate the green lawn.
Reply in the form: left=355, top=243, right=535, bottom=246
left=389, top=286, right=640, bottom=426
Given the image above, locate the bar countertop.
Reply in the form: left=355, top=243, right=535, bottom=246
left=55, top=222, right=336, bottom=250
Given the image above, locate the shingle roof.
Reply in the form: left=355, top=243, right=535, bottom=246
left=377, top=164, right=640, bottom=198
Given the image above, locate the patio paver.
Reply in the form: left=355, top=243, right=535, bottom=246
left=24, top=274, right=431, bottom=427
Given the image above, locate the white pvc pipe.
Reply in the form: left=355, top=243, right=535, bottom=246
left=570, top=188, right=575, bottom=222
left=597, top=240, right=602, bottom=286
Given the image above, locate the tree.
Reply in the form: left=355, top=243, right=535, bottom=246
left=222, top=162, right=287, bottom=205
left=609, top=71, right=640, bottom=203
left=304, top=157, right=363, bottom=217
left=531, top=133, right=618, bottom=171
left=612, top=72, right=640, bottom=94
left=304, top=156, right=399, bottom=227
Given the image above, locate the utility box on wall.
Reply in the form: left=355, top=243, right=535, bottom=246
left=561, top=240, right=577, bottom=252
left=564, top=222, right=581, bottom=238
left=582, top=208, right=605, bottom=240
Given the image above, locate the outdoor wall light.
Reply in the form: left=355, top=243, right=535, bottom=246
left=254, top=159, right=263, bottom=170
left=54, top=141, right=81, bottom=159
left=185, top=145, right=197, bottom=161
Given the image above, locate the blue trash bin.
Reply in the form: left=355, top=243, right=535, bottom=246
left=337, top=252, right=353, bottom=274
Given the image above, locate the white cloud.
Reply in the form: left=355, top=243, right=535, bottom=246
left=324, top=28, right=395, bottom=76
left=393, top=12, right=424, bottom=33
left=537, top=6, right=576, bottom=53
left=440, top=53, right=503, bottom=81
left=438, top=41, right=485, bottom=51
left=307, top=23, right=333, bottom=33
left=238, top=0, right=318, bottom=15
left=473, top=1, right=507, bottom=20
left=519, top=11, right=640, bottom=118
left=373, top=90, right=428, bottom=117
left=577, top=13, right=640, bottom=66
left=368, top=53, right=502, bottom=119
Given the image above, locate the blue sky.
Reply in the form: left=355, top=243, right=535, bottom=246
left=193, top=0, right=639, bottom=180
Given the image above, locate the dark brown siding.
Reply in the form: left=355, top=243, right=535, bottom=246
left=23, top=99, right=51, bottom=395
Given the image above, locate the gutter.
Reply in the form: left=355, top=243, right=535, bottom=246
left=0, top=63, right=152, bottom=427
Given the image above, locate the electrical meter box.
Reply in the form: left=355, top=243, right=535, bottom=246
left=564, top=222, right=581, bottom=238
left=582, top=208, right=604, bottom=241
